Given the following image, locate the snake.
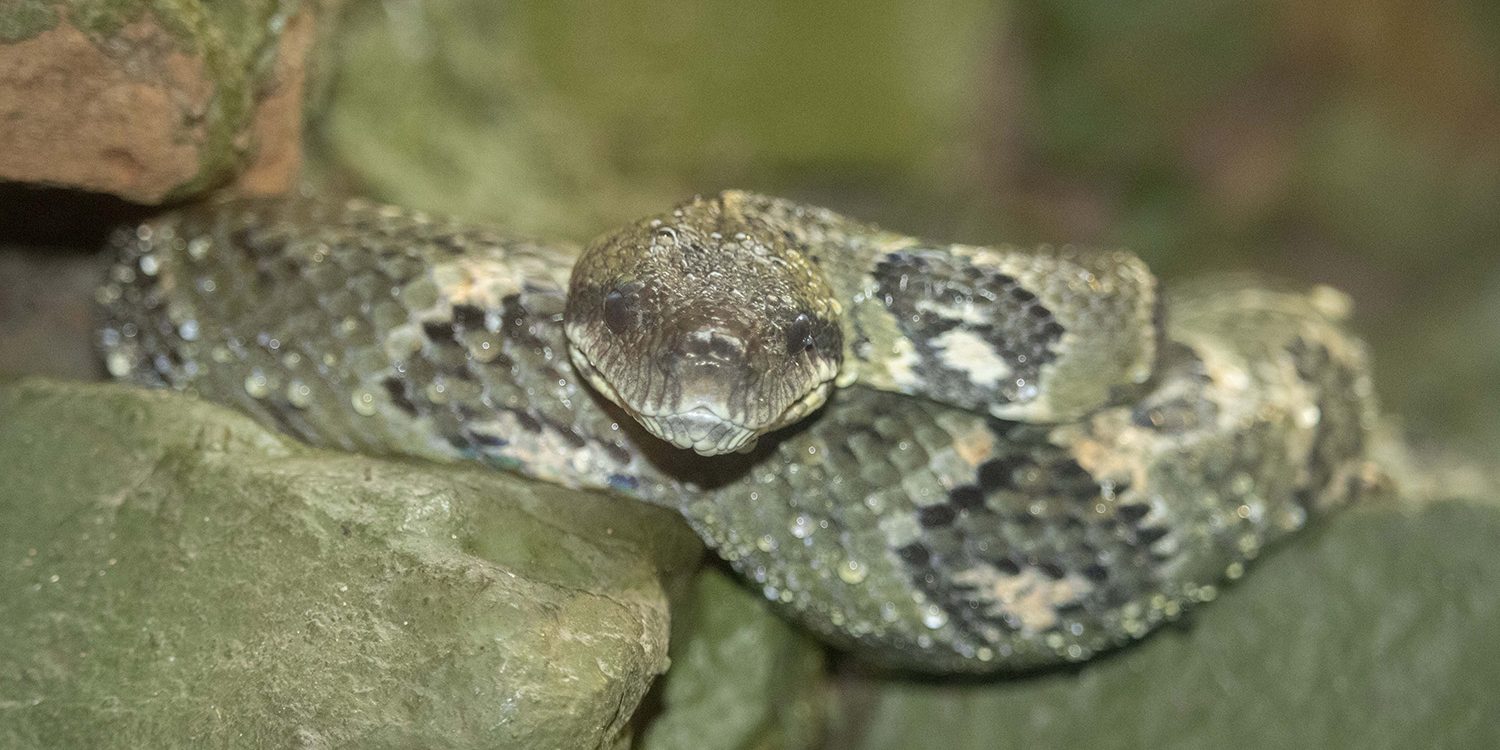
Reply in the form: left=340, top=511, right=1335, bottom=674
left=95, top=192, right=1379, bottom=674
left=566, top=191, right=1159, bottom=455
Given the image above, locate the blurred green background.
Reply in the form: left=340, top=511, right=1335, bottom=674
left=312, top=0, right=1500, bottom=461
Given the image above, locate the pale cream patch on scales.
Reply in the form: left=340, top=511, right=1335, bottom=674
left=932, top=328, right=1013, bottom=390
left=883, top=335, right=923, bottom=389
left=952, top=566, right=1095, bottom=635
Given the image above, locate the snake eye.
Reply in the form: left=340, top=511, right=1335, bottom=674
left=604, top=282, right=644, bottom=336
left=786, top=312, right=815, bottom=355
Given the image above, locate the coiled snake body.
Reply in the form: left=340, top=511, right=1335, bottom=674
left=97, top=193, right=1377, bottom=673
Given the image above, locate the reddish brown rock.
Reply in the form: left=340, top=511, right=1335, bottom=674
left=232, top=8, right=315, bottom=197
left=0, top=7, right=314, bottom=204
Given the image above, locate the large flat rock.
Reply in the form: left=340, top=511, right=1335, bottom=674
left=0, top=378, right=702, bottom=749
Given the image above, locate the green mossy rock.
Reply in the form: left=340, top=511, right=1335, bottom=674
left=0, top=378, right=702, bottom=749
left=639, top=569, right=827, bottom=750
left=828, top=494, right=1500, bottom=749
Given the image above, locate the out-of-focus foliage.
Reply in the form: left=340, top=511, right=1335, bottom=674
left=314, top=0, right=999, bottom=239
left=998, top=0, right=1500, bottom=457
left=313, top=0, right=1500, bottom=459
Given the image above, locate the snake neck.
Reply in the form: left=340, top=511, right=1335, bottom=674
left=713, top=191, right=1161, bottom=423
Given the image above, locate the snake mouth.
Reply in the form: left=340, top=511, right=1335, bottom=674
left=636, top=408, right=758, bottom=455
left=635, top=377, right=833, bottom=455
left=567, top=342, right=832, bottom=455
left=567, top=343, right=761, bottom=455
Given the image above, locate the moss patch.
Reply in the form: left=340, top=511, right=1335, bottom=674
left=640, top=569, right=827, bottom=750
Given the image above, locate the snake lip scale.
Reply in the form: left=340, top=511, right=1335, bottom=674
left=96, top=192, right=1380, bottom=674
left=566, top=339, right=801, bottom=455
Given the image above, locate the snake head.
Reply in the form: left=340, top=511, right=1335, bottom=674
left=565, top=194, right=844, bottom=455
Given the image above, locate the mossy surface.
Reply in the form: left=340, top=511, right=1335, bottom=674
left=639, top=569, right=827, bottom=750
left=0, top=378, right=702, bottom=749
left=0, top=1, right=57, bottom=40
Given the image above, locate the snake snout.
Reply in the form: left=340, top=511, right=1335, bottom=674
left=673, top=324, right=750, bottom=366
left=643, top=406, right=758, bottom=455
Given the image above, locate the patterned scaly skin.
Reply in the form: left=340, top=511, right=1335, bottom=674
left=568, top=191, right=1160, bottom=454
left=97, top=197, right=1378, bottom=673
